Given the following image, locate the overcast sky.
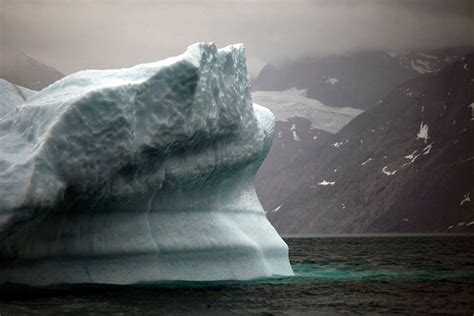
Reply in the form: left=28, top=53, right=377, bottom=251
left=1, top=0, right=473, bottom=77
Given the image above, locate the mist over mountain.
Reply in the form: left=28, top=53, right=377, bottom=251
left=256, top=53, right=474, bottom=234
left=253, top=47, right=473, bottom=110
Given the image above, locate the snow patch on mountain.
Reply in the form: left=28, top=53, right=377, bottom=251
left=411, top=58, right=433, bottom=74
left=271, top=205, right=282, bottom=213
left=404, top=150, right=418, bottom=160
left=361, top=158, right=373, bottom=166
left=468, top=103, right=474, bottom=120
left=318, top=180, right=335, bottom=186
left=417, top=122, right=429, bottom=143
left=382, top=166, right=398, bottom=176
left=325, top=77, right=339, bottom=85
left=402, top=150, right=421, bottom=167
left=460, top=193, right=471, bottom=206
left=423, top=143, right=433, bottom=155
left=290, top=124, right=301, bottom=141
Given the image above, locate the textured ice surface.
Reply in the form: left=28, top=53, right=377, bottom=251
left=0, top=43, right=293, bottom=286
left=0, top=79, right=36, bottom=117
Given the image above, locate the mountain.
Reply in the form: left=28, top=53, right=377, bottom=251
left=253, top=89, right=361, bottom=211
left=395, top=48, right=473, bottom=75
left=256, top=116, right=333, bottom=211
left=257, top=53, right=474, bottom=234
left=253, top=47, right=473, bottom=110
left=0, top=50, right=64, bottom=90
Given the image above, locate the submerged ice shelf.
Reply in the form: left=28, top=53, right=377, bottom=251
left=0, top=43, right=293, bottom=286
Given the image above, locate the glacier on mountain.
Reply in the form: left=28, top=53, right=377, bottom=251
left=0, top=43, right=293, bottom=286
left=252, top=88, right=362, bottom=134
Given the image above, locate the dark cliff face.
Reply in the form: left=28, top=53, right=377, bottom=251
left=0, top=51, right=64, bottom=90
left=257, top=54, right=474, bottom=234
left=256, top=117, right=332, bottom=213
left=253, top=48, right=473, bottom=110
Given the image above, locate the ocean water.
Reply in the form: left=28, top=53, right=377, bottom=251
left=1, top=235, right=474, bottom=315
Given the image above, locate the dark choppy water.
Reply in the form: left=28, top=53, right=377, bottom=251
left=1, top=235, right=474, bottom=315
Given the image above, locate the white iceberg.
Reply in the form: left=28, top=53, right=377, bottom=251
left=0, top=79, right=36, bottom=116
left=0, top=43, right=293, bottom=286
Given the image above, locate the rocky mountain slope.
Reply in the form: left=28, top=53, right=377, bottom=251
left=257, top=53, right=474, bottom=234
left=253, top=47, right=473, bottom=110
left=252, top=89, right=361, bottom=212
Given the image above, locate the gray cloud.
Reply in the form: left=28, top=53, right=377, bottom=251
left=1, top=0, right=473, bottom=77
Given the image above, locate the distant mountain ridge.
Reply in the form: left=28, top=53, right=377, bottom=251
left=253, top=47, right=473, bottom=110
left=256, top=53, right=474, bottom=234
left=0, top=50, right=64, bottom=90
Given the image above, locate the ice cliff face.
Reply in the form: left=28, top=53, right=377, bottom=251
left=0, top=43, right=293, bottom=286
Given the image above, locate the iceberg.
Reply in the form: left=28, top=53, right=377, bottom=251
left=0, top=79, right=36, bottom=117
left=0, top=43, right=293, bottom=286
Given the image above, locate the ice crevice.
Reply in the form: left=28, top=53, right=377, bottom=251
left=146, top=189, right=160, bottom=251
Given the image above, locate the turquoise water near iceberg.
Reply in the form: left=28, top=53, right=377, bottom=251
left=1, top=235, right=474, bottom=315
